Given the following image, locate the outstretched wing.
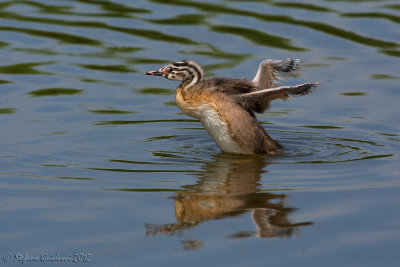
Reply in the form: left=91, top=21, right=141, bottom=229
left=233, top=82, right=319, bottom=113
left=252, top=58, right=302, bottom=89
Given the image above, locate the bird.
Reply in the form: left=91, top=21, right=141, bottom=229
left=145, top=58, right=319, bottom=154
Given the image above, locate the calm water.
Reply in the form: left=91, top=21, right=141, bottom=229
left=1, top=0, right=400, bottom=266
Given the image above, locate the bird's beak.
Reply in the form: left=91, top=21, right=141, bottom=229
left=145, top=70, right=164, bottom=76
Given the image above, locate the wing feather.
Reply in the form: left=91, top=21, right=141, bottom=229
left=252, top=58, right=302, bottom=89
left=233, top=82, right=319, bottom=113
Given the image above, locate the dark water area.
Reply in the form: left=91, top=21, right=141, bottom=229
left=1, top=0, right=399, bottom=266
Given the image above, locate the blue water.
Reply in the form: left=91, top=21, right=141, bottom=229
left=1, top=0, right=400, bottom=266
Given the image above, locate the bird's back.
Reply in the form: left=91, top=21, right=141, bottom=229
left=204, top=77, right=256, bottom=95
left=198, top=77, right=276, bottom=116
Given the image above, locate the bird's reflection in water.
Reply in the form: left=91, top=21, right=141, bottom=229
left=146, top=153, right=312, bottom=246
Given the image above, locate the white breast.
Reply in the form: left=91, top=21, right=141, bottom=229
left=198, top=105, right=246, bottom=154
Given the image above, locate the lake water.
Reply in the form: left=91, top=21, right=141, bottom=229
left=1, top=0, right=399, bottom=266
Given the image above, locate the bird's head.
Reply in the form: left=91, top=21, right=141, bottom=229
left=145, top=60, right=204, bottom=84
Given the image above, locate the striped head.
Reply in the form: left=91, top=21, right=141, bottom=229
left=145, top=60, right=204, bottom=88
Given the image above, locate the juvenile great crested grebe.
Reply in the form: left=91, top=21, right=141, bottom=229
left=145, top=59, right=319, bottom=154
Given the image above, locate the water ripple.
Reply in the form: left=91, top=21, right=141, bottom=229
left=28, top=88, right=84, bottom=97
left=0, top=26, right=101, bottom=46
left=342, top=12, right=400, bottom=24
left=0, top=62, right=54, bottom=75
left=149, top=0, right=399, bottom=49
left=209, top=24, right=306, bottom=51
left=275, top=131, right=394, bottom=164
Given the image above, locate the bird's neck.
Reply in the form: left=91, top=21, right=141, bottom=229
left=181, top=75, right=202, bottom=90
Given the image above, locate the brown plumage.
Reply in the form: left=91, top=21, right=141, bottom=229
left=145, top=58, right=319, bottom=154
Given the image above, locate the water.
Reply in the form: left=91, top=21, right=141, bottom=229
left=1, top=0, right=399, bottom=265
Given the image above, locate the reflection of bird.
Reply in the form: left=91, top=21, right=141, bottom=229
left=144, top=153, right=313, bottom=240
left=145, top=59, right=319, bottom=154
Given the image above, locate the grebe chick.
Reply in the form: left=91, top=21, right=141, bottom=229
left=145, top=58, right=319, bottom=154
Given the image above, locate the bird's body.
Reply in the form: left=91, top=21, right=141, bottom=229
left=145, top=59, right=319, bottom=154
left=174, top=78, right=280, bottom=154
